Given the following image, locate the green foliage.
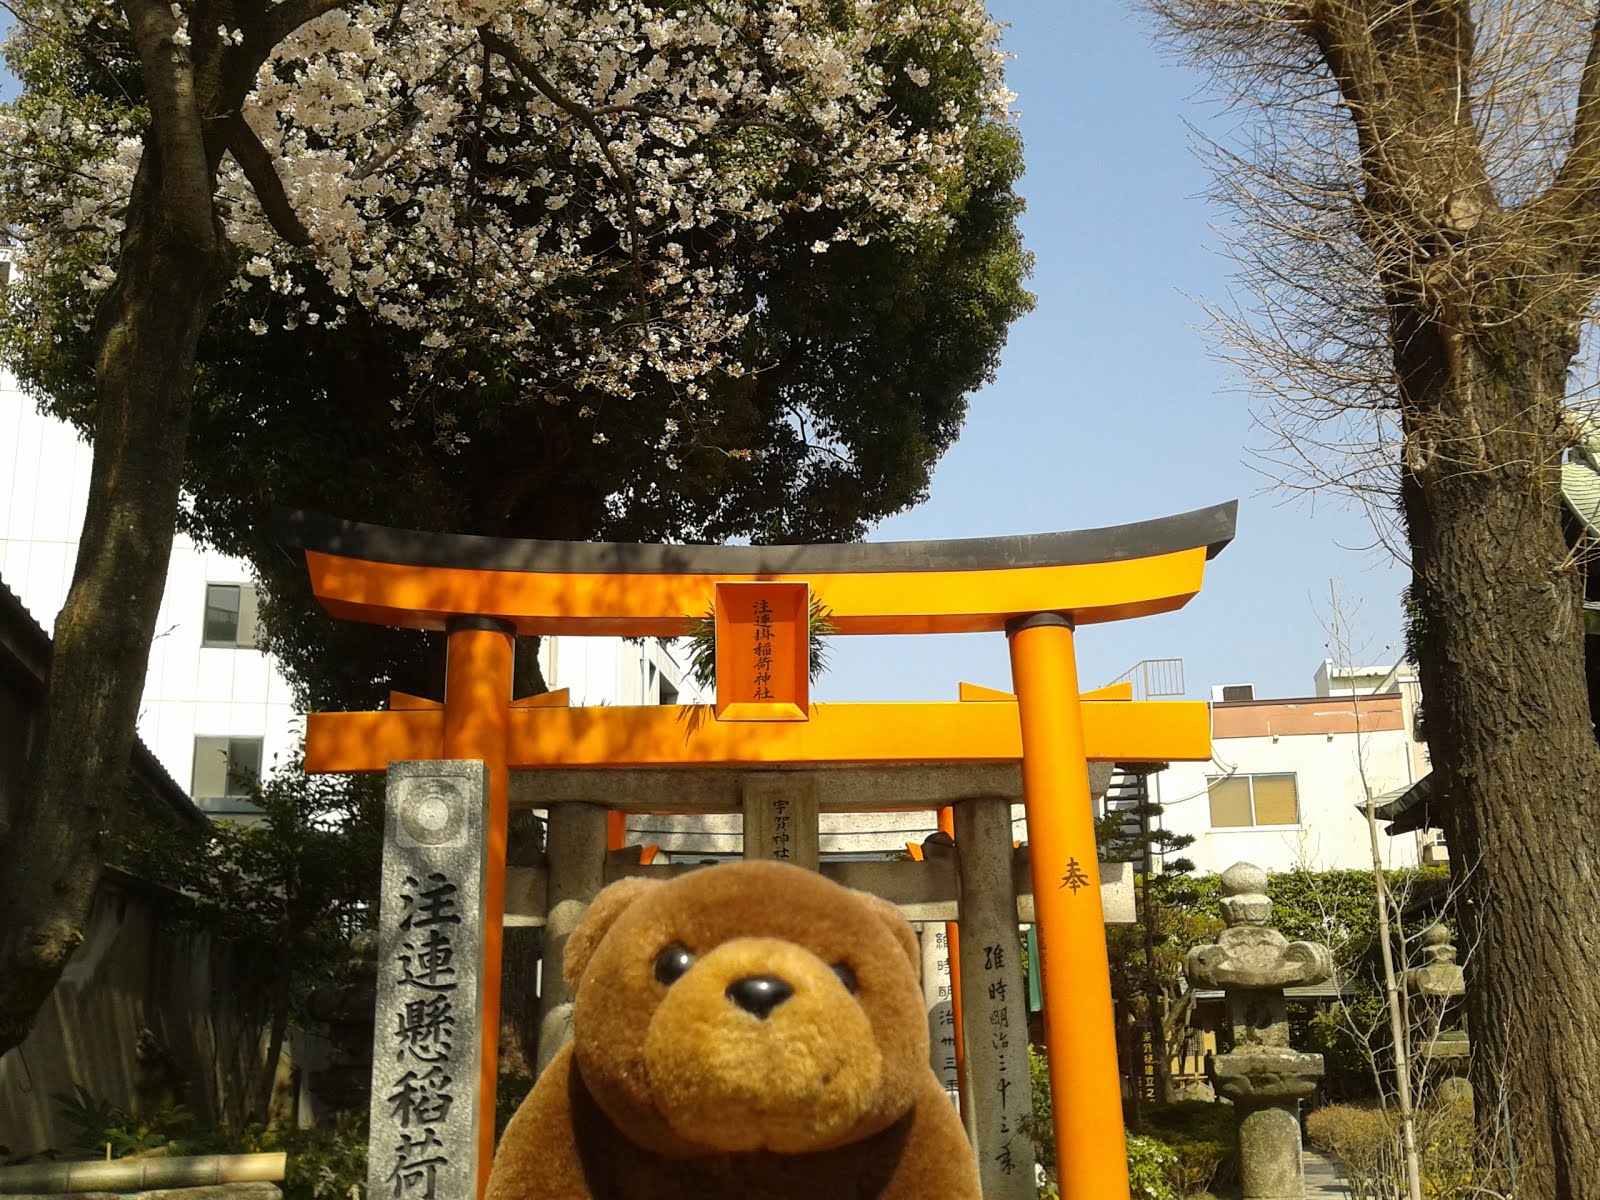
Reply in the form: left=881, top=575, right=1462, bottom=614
left=1299, top=990, right=1387, bottom=1100
left=1136, top=1102, right=1235, bottom=1196
left=1255, top=868, right=1449, bottom=1101
left=1124, top=1135, right=1179, bottom=1200
left=192, top=1117, right=369, bottom=1200
left=50, top=1085, right=192, bottom=1158
left=1023, top=1044, right=1056, bottom=1183
left=1251, top=868, right=1448, bottom=960
left=121, top=759, right=381, bottom=1018
left=1098, top=781, right=1217, bottom=1105
left=496, top=1069, right=535, bottom=1142
left=1026, top=1048, right=1223, bottom=1199
left=118, top=754, right=381, bottom=1122
left=47, top=1089, right=366, bottom=1199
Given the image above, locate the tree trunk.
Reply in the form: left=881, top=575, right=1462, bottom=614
left=256, top=931, right=295, bottom=1122
left=1402, top=334, right=1600, bottom=1198
left=0, top=145, right=228, bottom=1052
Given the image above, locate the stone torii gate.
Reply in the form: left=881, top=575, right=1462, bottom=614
left=279, top=501, right=1235, bottom=1200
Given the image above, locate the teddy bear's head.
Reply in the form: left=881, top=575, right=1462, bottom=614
left=563, top=860, right=929, bottom=1159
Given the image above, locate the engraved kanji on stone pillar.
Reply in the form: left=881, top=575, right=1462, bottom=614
left=368, top=761, right=487, bottom=1200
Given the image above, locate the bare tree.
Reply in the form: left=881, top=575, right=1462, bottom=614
left=1323, top=585, right=1423, bottom=1200
left=1148, top=3, right=1600, bottom=1194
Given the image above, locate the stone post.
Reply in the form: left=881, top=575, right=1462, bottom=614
left=954, top=797, right=1035, bottom=1200
left=367, top=761, right=488, bottom=1200
left=918, top=922, right=962, bottom=1108
left=1405, top=923, right=1471, bottom=1106
left=741, top=773, right=820, bottom=869
left=1186, top=863, right=1331, bottom=1200
left=535, top=802, right=608, bottom=1075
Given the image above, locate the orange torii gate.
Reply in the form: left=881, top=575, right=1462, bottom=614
left=280, top=501, right=1235, bottom=1200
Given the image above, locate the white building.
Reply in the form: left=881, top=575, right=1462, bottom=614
left=1145, top=664, right=1435, bottom=875
left=0, top=373, right=701, bottom=818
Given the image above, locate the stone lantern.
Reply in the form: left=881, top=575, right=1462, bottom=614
left=1405, top=922, right=1471, bottom=1106
left=1186, top=862, right=1333, bottom=1200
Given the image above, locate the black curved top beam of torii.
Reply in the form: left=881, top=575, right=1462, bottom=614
left=272, top=500, right=1237, bottom=638
left=274, top=501, right=1236, bottom=577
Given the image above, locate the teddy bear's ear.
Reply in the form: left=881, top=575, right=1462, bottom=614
left=563, top=875, right=659, bottom=990
left=853, top=887, right=921, bottom=975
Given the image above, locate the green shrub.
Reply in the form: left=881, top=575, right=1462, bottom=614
left=273, top=1122, right=368, bottom=1200
left=1025, top=1050, right=1219, bottom=1199
left=1136, top=1101, right=1235, bottom=1195
left=1415, top=1092, right=1476, bottom=1199
left=1125, top=1134, right=1179, bottom=1200
left=49, top=1085, right=192, bottom=1158
left=180, top=1119, right=368, bottom=1200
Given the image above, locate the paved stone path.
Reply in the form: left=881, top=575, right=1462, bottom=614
left=1303, top=1149, right=1350, bottom=1197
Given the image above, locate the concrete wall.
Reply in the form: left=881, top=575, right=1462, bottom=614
left=627, top=805, right=1027, bottom=859
left=539, top=633, right=702, bottom=709
left=0, top=872, right=275, bottom=1159
left=1158, top=694, right=1425, bottom=874
left=0, top=380, right=299, bottom=820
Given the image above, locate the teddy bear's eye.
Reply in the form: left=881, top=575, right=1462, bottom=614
left=654, top=941, right=695, bottom=986
left=832, top=962, right=859, bottom=994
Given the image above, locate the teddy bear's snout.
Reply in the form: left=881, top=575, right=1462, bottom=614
left=724, top=974, right=794, bottom=1019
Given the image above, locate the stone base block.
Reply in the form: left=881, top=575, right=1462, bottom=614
left=1238, top=1104, right=1305, bottom=1200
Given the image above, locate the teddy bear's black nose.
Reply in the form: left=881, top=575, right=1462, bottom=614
left=725, top=975, right=794, bottom=1019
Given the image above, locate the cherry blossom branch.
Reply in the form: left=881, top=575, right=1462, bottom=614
left=261, top=0, right=348, bottom=53
left=224, top=114, right=312, bottom=246
left=477, top=25, right=649, bottom=320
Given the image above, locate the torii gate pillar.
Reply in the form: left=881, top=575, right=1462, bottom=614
left=442, top=618, right=514, bottom=1186
left=1008, top=614, right=1124, bottom=1199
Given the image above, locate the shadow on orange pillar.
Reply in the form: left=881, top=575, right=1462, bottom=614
left=1007, top=613, right=1129, bottom=1200
left=443, top=618, right=515, bottom=1197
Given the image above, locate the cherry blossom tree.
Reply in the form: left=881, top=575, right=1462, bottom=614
left=0, top=0, right=1026, bottom=1050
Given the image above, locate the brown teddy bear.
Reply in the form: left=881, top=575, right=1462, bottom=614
left=487, top=860, right=982, bottom=1199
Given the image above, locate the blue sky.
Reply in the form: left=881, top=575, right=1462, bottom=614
left=816, top=4, right=1408, bottom=703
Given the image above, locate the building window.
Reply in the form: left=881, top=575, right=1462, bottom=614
left=202, top=583, right=259, bottom=648
left=192, top=736, right=263, bottom=800
left=1206, top=773, right=1300, bottom=828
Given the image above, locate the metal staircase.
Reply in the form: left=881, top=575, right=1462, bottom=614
left=1102, top=764, right=1156, bottom=872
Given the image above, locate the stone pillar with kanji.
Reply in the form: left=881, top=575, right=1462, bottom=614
left=1186, top=863, right=1331, bottom=1200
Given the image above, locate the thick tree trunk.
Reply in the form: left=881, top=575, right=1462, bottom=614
left=0, top=148, right=228, bottom=1053
left=1402, top=339, right=1600, bottom=1198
